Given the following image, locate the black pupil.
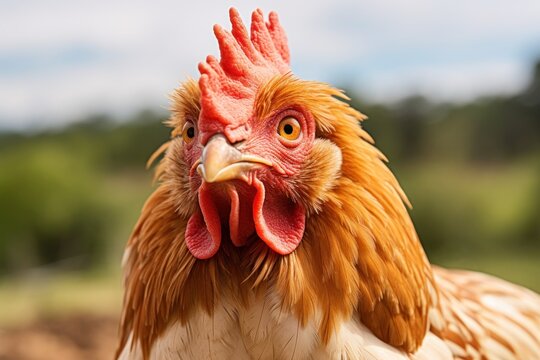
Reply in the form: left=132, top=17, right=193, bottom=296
left=283, top=124, right=294, bottom=135
left=187, top=127, right=195, bottom=138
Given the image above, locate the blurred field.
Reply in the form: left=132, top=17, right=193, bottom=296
left=0, top=311, right=117, bottom=360
left=0, top=62, right=539, bottom=359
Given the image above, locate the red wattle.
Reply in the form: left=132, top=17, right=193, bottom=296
left=185, top=184, right=221, bottom=259
left=228, top=186, right=255, bottom=247
left=252, top=178, right=305, bottom=255
left=185, top=178, right=305, bottom=258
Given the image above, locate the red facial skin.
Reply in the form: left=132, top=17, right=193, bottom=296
left=182, top=106, right=315, bottom=259
left=181, top=8, right=310, bottom=259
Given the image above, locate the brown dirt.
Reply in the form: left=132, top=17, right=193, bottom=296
left=0, top=313, right=118, bottom=360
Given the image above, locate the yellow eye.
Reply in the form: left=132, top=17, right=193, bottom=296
left=182, top=122, right=196, bottom=143
left=277, top=117, right=301, bottom=141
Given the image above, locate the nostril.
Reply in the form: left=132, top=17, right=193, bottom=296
left=231, top=140, right=245, bottom=148
left=224, top=124, right=250, bottom=145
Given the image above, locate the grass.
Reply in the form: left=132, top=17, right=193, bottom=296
left=0, top=269, right=122, bottom=326
left=398, top=159, right=538, bottom=233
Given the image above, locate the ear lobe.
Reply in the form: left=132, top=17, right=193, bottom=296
left=294, top=139, right=342, bottom=214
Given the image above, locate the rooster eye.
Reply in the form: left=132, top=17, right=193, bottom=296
left=182, top=122, right=196, bottom=143
left=277, top=117, right=301, bottom=141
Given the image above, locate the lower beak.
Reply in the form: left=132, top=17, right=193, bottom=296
left=197, top=134, right=272, bottom=183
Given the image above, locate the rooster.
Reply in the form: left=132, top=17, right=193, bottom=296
left=116, top=8, right=540, bottom=360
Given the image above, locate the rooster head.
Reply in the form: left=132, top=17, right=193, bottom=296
left=120, top=8, right=436, bottom=359
left=177, top=8, right=339, bottom=259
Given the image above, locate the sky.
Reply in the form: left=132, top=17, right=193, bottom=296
left=1, top=0, right=540, bottom=129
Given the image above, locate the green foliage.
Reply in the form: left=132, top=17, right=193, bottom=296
left=0, top=144, right=110, bottom=273
left=357, top=61, right=540, bottom=164
left=0, top=110, right=169, bottom=274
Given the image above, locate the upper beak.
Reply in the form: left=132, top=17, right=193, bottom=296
left=197, top=134, right=272, bottom=183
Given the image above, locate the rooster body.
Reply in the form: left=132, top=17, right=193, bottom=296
left=117, top=9, right=540, bottom=360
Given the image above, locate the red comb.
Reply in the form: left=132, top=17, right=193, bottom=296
left=198, top=8, right=290, bottom=144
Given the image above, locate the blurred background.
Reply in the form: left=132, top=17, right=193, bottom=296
left=1, top=1, right=539, bottom=359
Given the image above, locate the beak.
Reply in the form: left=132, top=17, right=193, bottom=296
left=197, top=134, right=272, bottom=183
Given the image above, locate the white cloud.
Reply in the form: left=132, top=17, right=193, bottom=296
left=360, top=59, right=530, bottom=103
left=0, top=0, right=539, bottom=128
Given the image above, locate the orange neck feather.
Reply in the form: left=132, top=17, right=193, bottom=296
left=117, top=77, right=436, bottom=358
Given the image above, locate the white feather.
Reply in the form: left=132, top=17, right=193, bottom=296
left=118, top=287, right=454, bottom=359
